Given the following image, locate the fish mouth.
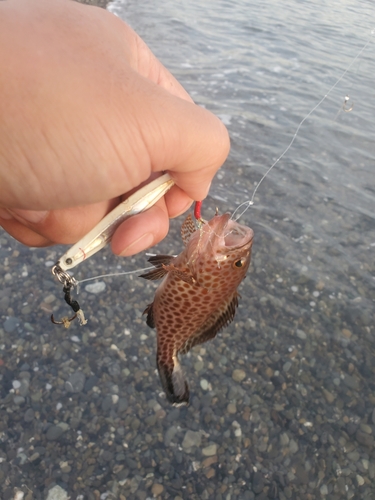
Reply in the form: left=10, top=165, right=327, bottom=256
left=209, top=213, right=254, bottom=249
left=187, top=212, right=254, bottom=261
left=224, top=220, right=254, bottom=248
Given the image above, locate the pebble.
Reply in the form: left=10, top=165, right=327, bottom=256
left=280, top=433, right=289, bottom=446
left=46, top=485, right=69, bottom=500
left=65, top=371, right=86, bottom=393
left=347, top=451, right=360, bottom=462
left=151, top=483, right=164, bottom=496
left=252, top=472, right=264, bottom=494
left=360, top=424, right=372, bottom=434
left=296, top=329, right=307, bottom=339
left=182, top=430, right=202, bottom=449
left=205, top=467, right=215, bottom=479
left=320, top=484, right=328, bottom=496
left=289, top=439, right=299, bottom=454
left=227, top=403, right=237, bottom=414
left=43, top=293, right=56, bottom=304
left=232, top=369, right=246, bottom=382
left=13, top=395, right=25, bottom=405
left=356, top=475, right=365, bottom=486
left=101, top=395, right=113, bottom=411
left=200, top=379, right=209, bottom=390
left=283, top=361, right=292, bottom=372
left=3, top=316, right=20, bottom=333
left=234, top=426, right=242, bottom=437
left=202, top=444, right=217, bottom=456
left=343, top=374, right=360, bottom=390
left=12, top=380, right=21, bottom=390
left=195, top=360, right=204, bottom=371
left=322, top=389, right=335, bottom=404
left=356, top=430, right=374, bottom=448
left=362, top=459, right=369, bottom=470
left=46, top=425, right=64, bottom=441
left=85, top=281, right=106, bottom=294
left=164, top=426, right=178, bottom=447
left=24, top=408, right=35, bottom=423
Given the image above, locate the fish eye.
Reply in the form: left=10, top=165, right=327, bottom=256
left=233, top=258, right=245, bottom=268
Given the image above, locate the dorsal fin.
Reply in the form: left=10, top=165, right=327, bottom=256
left=179, top=292, right=239, bottom=355
left=181, top=214, right=197, bottom=246
left=148, top=254, right=175, bottom=267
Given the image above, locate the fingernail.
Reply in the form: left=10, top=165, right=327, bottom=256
left=0, top=208, right=13, bottom=220
left=7, top=209, right=48, bottom=224
left=120, top=233, right=154, bottom=256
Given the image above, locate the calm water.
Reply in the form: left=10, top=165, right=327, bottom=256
left=1, top=0, right=375, bottom=498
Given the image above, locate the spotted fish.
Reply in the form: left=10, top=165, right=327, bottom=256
left=140, top=213, right=254, bottom=406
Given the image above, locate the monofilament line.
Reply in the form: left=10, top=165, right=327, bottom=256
left=76, top=266, right=155, bottom=292
left=231, top=28, right=374, bottom=223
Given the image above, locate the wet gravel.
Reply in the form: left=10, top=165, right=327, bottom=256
left=1, top=195, right=374, bottom=500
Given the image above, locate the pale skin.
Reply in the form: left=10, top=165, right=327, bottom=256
left=0, top=0, right=229, bottom=256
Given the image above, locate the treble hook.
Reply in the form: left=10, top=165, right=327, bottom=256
left=343, top=95, right=354, bottom=112
left=51, top=313, right=78, bottom=328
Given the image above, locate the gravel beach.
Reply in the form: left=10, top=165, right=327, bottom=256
left=1, top=199, right=374, bottom=500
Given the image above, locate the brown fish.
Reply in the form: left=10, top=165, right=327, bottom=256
left=140, top=213, right=254, bottom=406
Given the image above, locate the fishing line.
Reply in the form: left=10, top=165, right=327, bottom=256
left=76, top=254, right=178, bottom=285
left=230, top=28, right=374, bottom=223
left=76, top=266, right=155, bottom=290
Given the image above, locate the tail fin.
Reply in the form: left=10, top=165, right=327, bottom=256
left=157, top=354, right=190, bottom=406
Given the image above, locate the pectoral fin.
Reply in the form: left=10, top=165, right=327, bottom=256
left=179, top=292, right=239, bottom=355
left=139, top=267, right=168, bottom=281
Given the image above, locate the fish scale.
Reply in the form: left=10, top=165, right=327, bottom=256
left=141, top=212, right=254, bottom=406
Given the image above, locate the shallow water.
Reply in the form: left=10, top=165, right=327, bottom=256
left=1, top=0, right=374, bottom=499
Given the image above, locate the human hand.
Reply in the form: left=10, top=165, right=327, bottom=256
left=0, top=0, right=229, bottom=256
